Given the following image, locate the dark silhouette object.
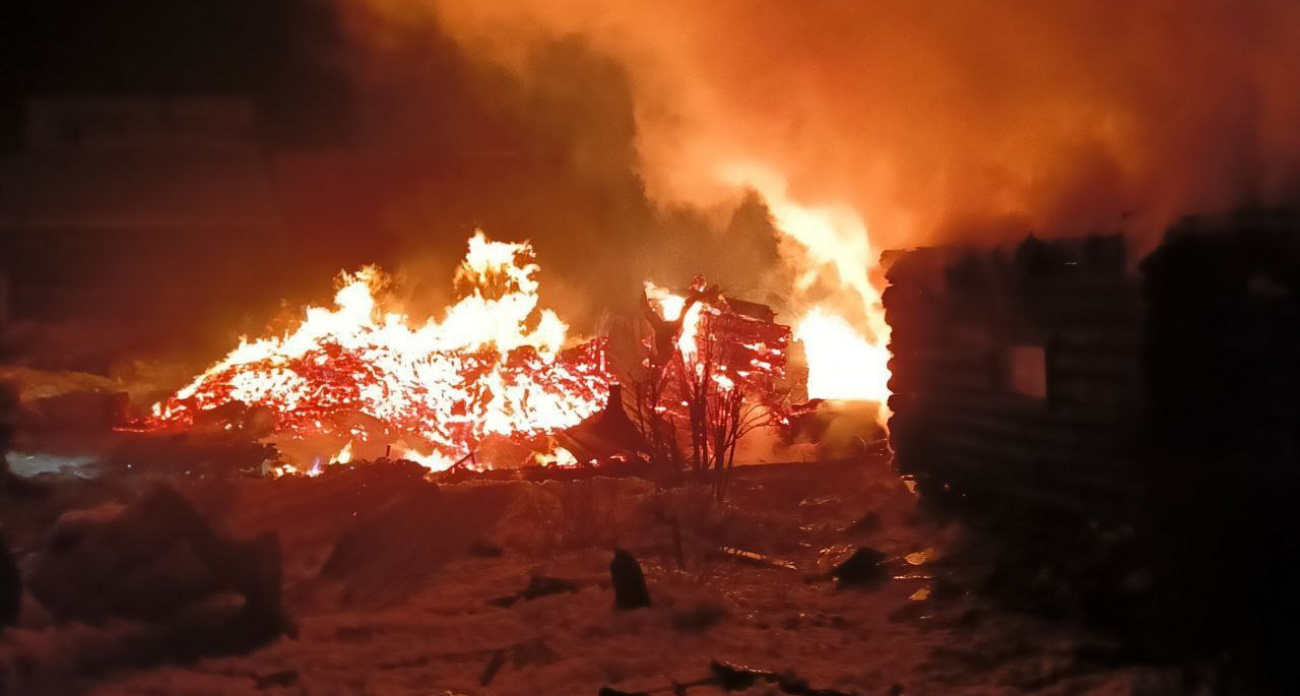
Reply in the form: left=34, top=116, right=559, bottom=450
left=597, top=660, right=858, bottom=695
left=710, top=660, right=856, bottom=695
left=610, top=549, right=651, bottom=609
left=1, top=531, right=20, bottom=629
left=830, top=547, right=887, bottom=588
left=488, top=575, right=581, bottom=608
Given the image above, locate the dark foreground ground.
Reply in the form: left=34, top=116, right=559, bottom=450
left=1, top=458, right=1187, bottom=696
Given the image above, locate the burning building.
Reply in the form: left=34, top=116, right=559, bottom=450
left=9, top=1, right=1300, bottom=693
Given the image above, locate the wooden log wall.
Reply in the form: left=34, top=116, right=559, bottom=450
left=885, top=234, right=1146, bottom=515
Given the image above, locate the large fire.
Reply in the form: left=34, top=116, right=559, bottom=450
left=794, top=309, right=889, bottom=403
left=727, top=166, right=893, bottom=409
left=144, top=232, right=611, bottom=472
left=641, top=277, right=793, bottom=469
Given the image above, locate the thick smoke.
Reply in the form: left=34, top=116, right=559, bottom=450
left=348, top=0, right=1300, bottom=262
left=331, top=10, right=793, bottom=331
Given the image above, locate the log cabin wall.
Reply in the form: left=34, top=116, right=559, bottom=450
left=885, top=234, right=1146, bottom=515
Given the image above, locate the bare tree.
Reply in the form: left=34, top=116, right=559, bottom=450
left=681, top=312, right=785, bottom=500
left=628, top=360, right=682, bottom=469
left=631, top=290, right=789, bottom=501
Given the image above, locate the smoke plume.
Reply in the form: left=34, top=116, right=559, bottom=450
left=347, top=0, right=1300, bottom=250
left=332, top=0, right=1300, bottom=389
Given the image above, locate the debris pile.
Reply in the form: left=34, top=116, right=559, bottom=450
left=133, top=233, right=612, bottom=473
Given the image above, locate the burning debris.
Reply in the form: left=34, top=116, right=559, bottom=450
left=136, top=232, right=611, bottom=473
left=9, top=1, right=1300, bottom=694
left=635, top=278, right=794, bottom=486
left=114, top=248, right=864, bottom=484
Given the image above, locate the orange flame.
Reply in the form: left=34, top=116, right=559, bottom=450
left=794, top=308, right=890, bottom=404
left=146, top=232, right=611, bottom=470
left=644, top=281, right=708, bottom=363
left=329, top=440, right=354, bottom=465
left=724, top=165, right=892, bottom=410
left=533, top=445, right=579, bottom=468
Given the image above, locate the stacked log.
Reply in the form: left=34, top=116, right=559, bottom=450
left=885, top=234, right=1144, bottom=514
left=885, top=215, right=1300, bottom=672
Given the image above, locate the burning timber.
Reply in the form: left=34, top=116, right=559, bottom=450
left=102, top=245, right=811, bottom=479
left=134, top=233, right=612, bottom=474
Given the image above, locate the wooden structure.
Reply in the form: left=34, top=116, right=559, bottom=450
left=885, top=210, right=1300, bottom=517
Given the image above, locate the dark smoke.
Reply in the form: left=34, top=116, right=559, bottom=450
left=344, top=0, right=1300, bottom=263
left=332, top=11, right=792, bottom=332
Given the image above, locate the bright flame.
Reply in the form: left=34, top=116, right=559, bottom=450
left=534, top=446, right=579, bottom=468
left=722, top=164, right=892, bottom=409
left=397, top=448, right=458, bottom=473
left=643, top=281, right=685, bottom=321
left=641, top=277, right=792, bottom=449
left=146, top=232, right=611, bottom=469
left=794, top=309, right=891, bottom=403
left=329, top=441, right=354, bottom=465
left=644, top=281, right=709, bottom=364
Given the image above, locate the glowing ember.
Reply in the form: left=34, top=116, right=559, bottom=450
left=533, top=446, right=579, bottom=468
left=329, top=440, right=354, bottom=465
left=644, top=281, right=708, bottom=363
left=395, top=448, right=459, bottom=473
left=643, top=279, right=791, bottom=412
left=145, top=232, right=611, bottom=470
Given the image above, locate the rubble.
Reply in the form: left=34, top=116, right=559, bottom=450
left=847, top=511, right=882, bottom=534
left=710, top=659, right=858, bottom=695
left=0, top=446, right=1166, bottom=694
left=137, top=239, right=613, bottom=473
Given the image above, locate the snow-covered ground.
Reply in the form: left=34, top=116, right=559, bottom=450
left=2, top=460, right=1180, bottom=696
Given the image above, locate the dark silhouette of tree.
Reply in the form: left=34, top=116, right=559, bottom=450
left=630, top=282, right=789, bottom=501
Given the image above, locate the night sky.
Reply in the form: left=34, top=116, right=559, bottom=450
left=0, top=0, right=352, bottom=151
left=0, top=0, right=689, bottom=360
